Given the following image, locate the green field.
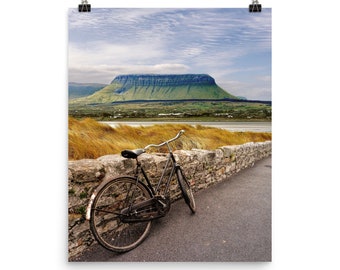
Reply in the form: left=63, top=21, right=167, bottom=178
left=68, top=100, right=271, bottom=121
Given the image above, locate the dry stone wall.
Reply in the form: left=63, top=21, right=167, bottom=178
left=68, top=141, right=271, bottom=260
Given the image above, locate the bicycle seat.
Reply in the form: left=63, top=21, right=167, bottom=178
left=121, top=149, right=145, bottom=159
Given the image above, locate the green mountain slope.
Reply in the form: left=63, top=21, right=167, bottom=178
left=68, top=82, right=107, bottom=99
left=70, top=74, right=238, bottom=104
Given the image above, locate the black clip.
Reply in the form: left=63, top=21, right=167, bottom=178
left=249, top=0, right=262, bottom=12
left=79, top=0, right=91, bottom=12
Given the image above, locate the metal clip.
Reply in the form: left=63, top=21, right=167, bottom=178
left=249, top=0, right=262, bottom=12
left=79, top=0, right=91, bottom=12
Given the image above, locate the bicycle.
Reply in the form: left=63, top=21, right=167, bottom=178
left=85, top=130, right=196, bottom=252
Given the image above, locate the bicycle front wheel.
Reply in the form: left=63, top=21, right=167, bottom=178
left=90, top=176, right=152, bottom=253
left=176, top=168, right=196, bottom=213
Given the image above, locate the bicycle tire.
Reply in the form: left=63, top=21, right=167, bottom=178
left=176, top=168, right=196, bottom=213
left=90, top=176, right=152, bottom=252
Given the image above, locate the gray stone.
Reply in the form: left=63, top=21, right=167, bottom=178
left=68, top=141, right=271, bottom=259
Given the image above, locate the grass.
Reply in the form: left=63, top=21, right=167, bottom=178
left=68, top=100, right=271, bottom=121
left=68, top=117, right=272, bottom=160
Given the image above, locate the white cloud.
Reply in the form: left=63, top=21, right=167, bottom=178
left=68, top=41, right=165, bottom=66
left=219, top=79, right=271, bottom=101
left=68, top=8, right=271, bottom=99
left=69, top=63, right=190, bottom=83
left=151, top=64, right=190, bottom=73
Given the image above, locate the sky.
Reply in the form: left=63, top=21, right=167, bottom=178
left=69, top=8, right=271, bottom=100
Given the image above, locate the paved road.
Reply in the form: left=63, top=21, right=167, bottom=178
left=73, top=156, right=271, bottom=262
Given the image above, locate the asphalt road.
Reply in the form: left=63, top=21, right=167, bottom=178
left=73, top=156, right=271, bottom=262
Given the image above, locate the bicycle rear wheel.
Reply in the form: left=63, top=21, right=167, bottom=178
left=90, top=177, right=152, bottom=252
left=176, top=168, right=196, bottom=213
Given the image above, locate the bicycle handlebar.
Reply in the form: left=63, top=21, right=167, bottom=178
left=144, top=130, right=185, bottom=150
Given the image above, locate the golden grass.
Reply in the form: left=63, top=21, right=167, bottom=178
left=68, top=117, right=272, bottom=160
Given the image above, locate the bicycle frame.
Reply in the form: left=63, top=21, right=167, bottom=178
left=86, top=129, right=195, bottom=253
left=134, top=149, right=180, bottom=198
left=85, top=130, right=185, bottom=221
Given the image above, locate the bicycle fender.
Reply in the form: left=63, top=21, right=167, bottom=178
left=85, top=175, right=136, bottom=220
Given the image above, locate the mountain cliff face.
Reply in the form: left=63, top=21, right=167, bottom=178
left=112, top=74, right=216, bottom=92
left=72, top=74, right=238, bottom=103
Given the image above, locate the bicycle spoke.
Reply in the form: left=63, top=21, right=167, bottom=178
left=90, top=177, right=152, bottom=252
left=88, top=130, right=193, bottom=253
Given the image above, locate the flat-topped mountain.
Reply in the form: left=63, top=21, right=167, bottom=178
left=70, top=74, right=238, bottom=104
left=113, top=74, right=215, bottom=89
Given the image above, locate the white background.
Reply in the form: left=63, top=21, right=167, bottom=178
left=1, top=0, right=339, bottom=269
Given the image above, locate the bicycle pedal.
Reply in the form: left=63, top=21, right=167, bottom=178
left=154, top=195, right=170, bottom=213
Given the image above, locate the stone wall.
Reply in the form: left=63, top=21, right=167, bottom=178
left=68, top=141, right=271, bottom=260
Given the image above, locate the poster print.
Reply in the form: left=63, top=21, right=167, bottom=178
left=68, top=8, right=272, bottom=261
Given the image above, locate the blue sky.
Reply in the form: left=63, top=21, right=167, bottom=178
left=69, top=8, right=271, bottom=100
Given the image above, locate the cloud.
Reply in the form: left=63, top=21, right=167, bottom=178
left=68, top=8, right=272, bottom=99
left=68, top=39, right=191, bottom=83
left=219, top=78, right=271, bottom=101
left=68, top=41, right=165, bottom=66
left=69, top=63, right=190, bottom=83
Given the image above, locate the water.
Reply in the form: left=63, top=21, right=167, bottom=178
left=100, top=121, right=272, bottom=133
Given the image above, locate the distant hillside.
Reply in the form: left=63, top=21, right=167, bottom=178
left=70, top=74, right=238, bottom=104
left=68, top=82, right=107, bottom=99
